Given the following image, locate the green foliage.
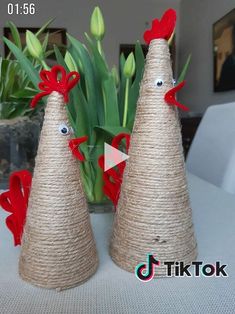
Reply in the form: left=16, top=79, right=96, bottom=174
left=0, top=56, right=35, bottom=119
left=123, top=52, right=135, bottom=78
left=90, top=6, right=105, bottom=41
left=177, top=54, right=191, bottom=84
left=6, top=21, right=22, bottom=50
left=4, top=8, right=191, bottom=202
left=0, top=20, right=54, bottom=119
left=26, top=30, right=44, bottom=60
left=63, top=16, right=146, bottom=201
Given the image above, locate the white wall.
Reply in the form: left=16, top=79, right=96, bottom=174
left=0, top=0, right=180, bottom=66
left=178, top=0, right=235, bottom=114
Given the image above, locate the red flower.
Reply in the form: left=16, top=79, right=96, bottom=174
left=31, top=65, right=80, bottom=108
left=143, top=9, right=176, bottom=44
left=0, top=170, right=32, bottom=246
left=98, top=133, right=130, bottom=209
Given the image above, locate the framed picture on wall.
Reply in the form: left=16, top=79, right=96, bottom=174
left=4, top=27, right=67, bottom=63
left=213, top=8, right=235, bottom=92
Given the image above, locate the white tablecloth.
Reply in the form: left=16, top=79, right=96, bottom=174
left=0, top=173, right=234, bottom=314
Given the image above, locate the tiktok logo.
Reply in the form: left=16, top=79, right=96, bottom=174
left=135, top=253, right=228, bottom=281
left=135, top=254, right=160, bottom=282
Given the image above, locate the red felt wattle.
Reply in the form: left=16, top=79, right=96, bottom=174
left=98, top=156, right=118, bottom=205
left=0, top=170, right=32, bottom=246
left=164, top=81, right=189, bottom=111
left=98, top=133, right=130, bottom=209
left=69, top=136, right=88, bottom=161
left=143, top=8, right=176, bottom=44
left=31, top=65, right=80, bottom=108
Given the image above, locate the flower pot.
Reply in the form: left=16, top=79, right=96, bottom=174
left=0, top=112, right=43, bottom=189
left=88, top=200, right=113, bottom=213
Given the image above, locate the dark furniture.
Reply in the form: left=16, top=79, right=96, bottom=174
left=181, top=116, right=202, bottom=157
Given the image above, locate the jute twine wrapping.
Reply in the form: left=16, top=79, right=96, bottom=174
left=110, top=39, right=197, bottom=276
left=19, top=92, right=98, bottom=290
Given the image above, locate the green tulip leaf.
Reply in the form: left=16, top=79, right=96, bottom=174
left=7, top=21, right=22, bottom=50
left=3, top=37, right=40, bottom=89
left=177, top=54, right=191, bottom=84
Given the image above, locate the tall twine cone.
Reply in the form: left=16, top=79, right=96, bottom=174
left=110, top=38, right=197, bottom=276
left=19, top=91, right=98, bottom=290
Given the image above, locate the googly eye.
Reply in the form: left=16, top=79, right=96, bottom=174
left=58, top=123, right=70, bottom=136
left=154, top=79, right=164, bottom=87
left=172, top=79, right=176, bottom=86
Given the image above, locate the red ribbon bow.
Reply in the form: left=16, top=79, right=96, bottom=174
left=31, top=65, right=80, bottom=108
left=98, top=133, right=130, bottom=209
left=0, top=170, right=32, bottom=246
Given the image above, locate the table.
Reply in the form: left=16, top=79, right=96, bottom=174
left=0, top=173, right=234, bottom=314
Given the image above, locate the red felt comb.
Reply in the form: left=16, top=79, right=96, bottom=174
left=31, top=65, right=80, bottom=108
left=0, top=170, right=32, bottom=246
left=143, top=9, right=176, bottom=45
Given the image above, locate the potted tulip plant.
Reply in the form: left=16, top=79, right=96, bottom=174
left=4, top=7, right=191, bottom=209
left=0, top=20, right=53, bottom=188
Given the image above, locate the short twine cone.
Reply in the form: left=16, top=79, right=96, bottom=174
left=19, top=92, right=98, bottom=290
left=110, top=39, right=197, bottom=276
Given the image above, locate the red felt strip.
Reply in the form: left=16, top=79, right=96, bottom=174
left=98, top=133, right=131, bottom=209
left=143, top=9, right=176, bottom=44
left=69, top=136, right=88, bottom=161
left=0, top=170, right=32, bottom=246
left=164, top=81, right=189, bottom=111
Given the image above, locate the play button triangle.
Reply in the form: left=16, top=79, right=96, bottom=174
left=104, top=143, right=129, bottom=172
